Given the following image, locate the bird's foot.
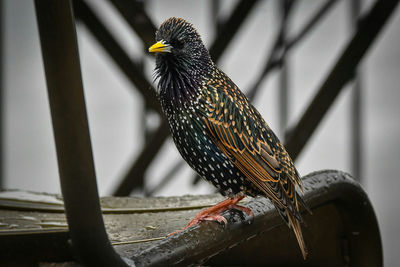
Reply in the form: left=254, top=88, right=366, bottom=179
left=229, top=204, right=254, bottom=218
left=168, top=195, right=253, bottom=236
left=168, top=213, right=227, bottom=236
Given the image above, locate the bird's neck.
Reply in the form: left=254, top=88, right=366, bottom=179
left=157, top=56, right=214, bottom=109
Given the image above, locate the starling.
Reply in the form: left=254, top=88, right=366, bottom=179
left=149, top=17, right=309, bottom=259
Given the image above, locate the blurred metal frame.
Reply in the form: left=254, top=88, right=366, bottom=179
left=278, top=0, right=295, bottom=140
left=87, top=0, right=261, bottom=195
left=349, top=0, right=363, bottom=182
left=107, top=0, right=157, bottom=48
left=247, top=0, right=340, bottom=100
left=285, top=0, right=400, bottom=161
left=35, top=0, right=399, bottom=198
left=34, top=0, right=127, bottom=265
left=73, top=0, right=160, bottom=113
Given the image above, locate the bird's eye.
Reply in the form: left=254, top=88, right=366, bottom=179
left=172, top=39, right=184, bottom=50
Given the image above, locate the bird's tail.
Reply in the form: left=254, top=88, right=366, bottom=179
left=275, top=204, right=308, bottom=260
left=287, top=211, right=308, bottom=260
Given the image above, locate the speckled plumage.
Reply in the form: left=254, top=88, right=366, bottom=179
left=150, top=17, right=308, bottom=259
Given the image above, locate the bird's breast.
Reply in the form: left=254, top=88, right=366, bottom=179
left=165, top=104, right=259, bottom=197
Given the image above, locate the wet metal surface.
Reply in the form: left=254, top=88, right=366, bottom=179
left=0, top=190, right=226, bottom=261
left=129, top=170, right=382, bottom=266
left=0, top=170, right=381, bottom=266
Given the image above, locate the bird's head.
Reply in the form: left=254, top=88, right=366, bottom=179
left=149, top=17, right=213, bottom=98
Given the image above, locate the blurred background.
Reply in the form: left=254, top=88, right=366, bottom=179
left=1, top=0, right=399, bottom=265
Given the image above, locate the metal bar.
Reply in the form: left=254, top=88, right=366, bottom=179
left=278, top=0, right=292, bottom=140
left=350, top=0, right=363, bottom=182
left=209, top=0, right=259, bottom=62
left=73, top=0, right=164, bottom=198
left=145, top=160, right=185, bottom=196
left=73, top=0, right=160, bottom=114
left=105, top=0, right=164, bottom=183
left=109, top=0, right=257, bottom=62
left=113, top=120, right=169, bottom=196
left=211, top=0, right=222, bottom=36
left=247, top=0, right=297, bottom=101
left=285, top=0, right=400, bottom=161
left=247, top=0, right=339, bottom=100
left=0, top=0, right=3, bottom=189
left=108, top=0, right=157, bottom=48
left=34, top=1, right=127, bottom=265
left=280, top=63, right=289, bottom=139
left=287, top=0, right=338, bottom=51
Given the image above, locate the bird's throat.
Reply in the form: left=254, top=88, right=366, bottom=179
left=157, top=60, right=209, bottom=108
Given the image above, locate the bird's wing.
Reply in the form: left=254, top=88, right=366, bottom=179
left=201, top=72, right=300, bottom=210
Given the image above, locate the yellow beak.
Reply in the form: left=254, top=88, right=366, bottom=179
left=148, top=40, right=172, bottom=53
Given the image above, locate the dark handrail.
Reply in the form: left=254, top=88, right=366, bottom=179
left=131, top=170, right=382, bottom=266
left=34, top=0, right=127, bottom=266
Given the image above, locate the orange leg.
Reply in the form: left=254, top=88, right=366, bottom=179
left=168, top=195, right=253, bottom=236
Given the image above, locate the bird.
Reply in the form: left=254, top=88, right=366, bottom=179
left=149, top=17, right=309, bottom=259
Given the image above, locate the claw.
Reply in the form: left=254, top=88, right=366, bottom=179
left=168, top=196, right=251, bottom=236
left=198, top=214, right=228, bottom=225
left=230, top=204, right=254, bottom=218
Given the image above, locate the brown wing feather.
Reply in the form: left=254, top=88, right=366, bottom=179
left=200, top=69, right=308, bottom=258
left=202, top=70, right=302, bottom=213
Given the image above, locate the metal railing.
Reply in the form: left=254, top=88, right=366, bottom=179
left=34, top=0, right=127, bottom=265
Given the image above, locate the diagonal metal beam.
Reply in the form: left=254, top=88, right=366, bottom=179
left=285, top=0, right=400, bottom=161
left=247, top=0, right=339, bottom=100
left=110, top=0, right=259, bottom=62
left=144, top=160, right=185, bottom=196
left=72, top=0, right=165, bottom=196
left=287, top=0, right=339, bottom=52
left=107, top=0, right=157, bottom=48
left=113, top=120, right=169, bottom=196
left=73, top=0, right=160, bottom=113
left=209, top=0, right=260, bottom=62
